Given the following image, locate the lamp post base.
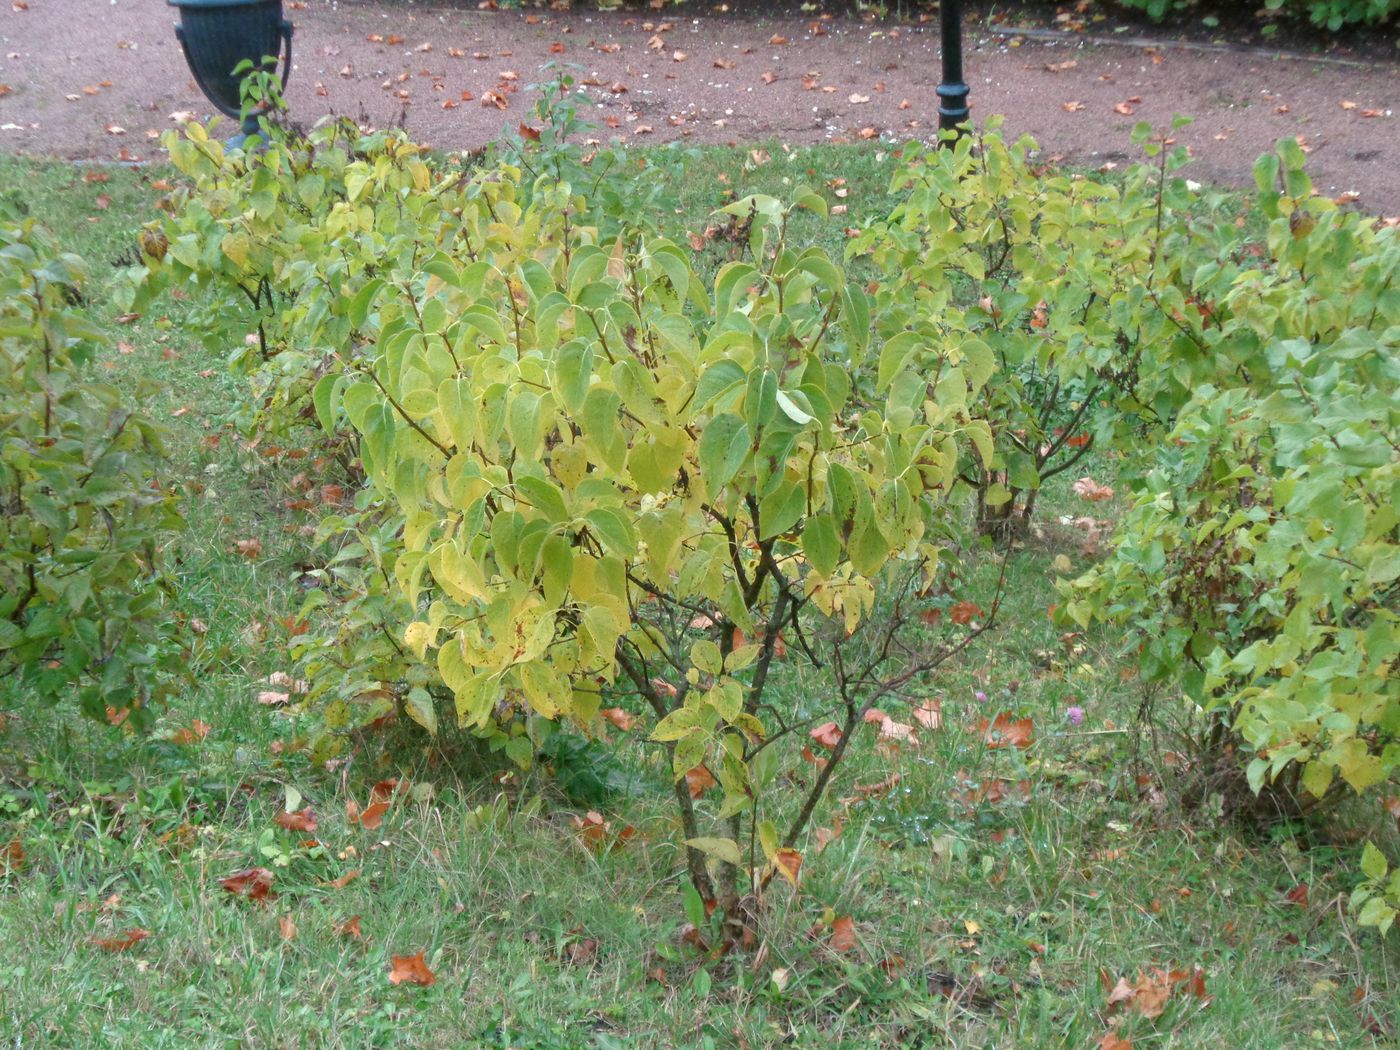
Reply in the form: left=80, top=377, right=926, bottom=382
left=226, top=111, right=265, bottom=150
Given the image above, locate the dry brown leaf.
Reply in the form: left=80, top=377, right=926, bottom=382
left=829, top=915, right=857, bottom=951
left=772, top=847, right=802, bottom=886
left=389, top=951, right=436, bottom=986
left=89, top=928, right=151, bottom=952
left=1063, top=100, right=1086, bottom=112
left=279, top=913, right=298, bottom=941
left=275, top=808, right=317, bottom=833
left=684, top=765, right=718, bottom=799
left=1112, top=102, right=1135, bottom=116
left=220, top=867, right=276, bottom=902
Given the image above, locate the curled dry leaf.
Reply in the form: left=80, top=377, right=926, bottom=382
left=220, top=866, right=276, bottom=902
left=336, top=914, right=364, bottom=938
left=772, top=847, right=802, bottom=886
left=714, top=57, right=735, bottom=69
left=809, top=721, right=842, bottom=750
left=279, top=913, right=298, bottom=941
left=601, top=706, right=637, bottom=730
left=1072, top=476, right=1114, bottom=502
left=949, top=600, right=985, bottom=625
left=912, top=700, right=942, bottom=730
left=389, top=951, right=437, bottom=986
left=684, top=765, right=718, bottom=799
left=979, top=713, right=1035, bottom=750
left=171, top=719, right=211, bottom=745
left=1112, top=102, right=1136, bottom=116
left=1063, top=100, right=1086, bottom=112
left=829, top=915, right=857, bottom=951
left=275, top=807, right=317, bottom=833
left=90, top=928, right=151, bottom=952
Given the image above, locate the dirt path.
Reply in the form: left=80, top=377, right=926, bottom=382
left=2, top=0, right=1397, bottom=211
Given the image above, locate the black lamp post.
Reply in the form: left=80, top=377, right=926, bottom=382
left=168, top=0, right=294, bottom=148
left=936, top=0, right=969, bottom=139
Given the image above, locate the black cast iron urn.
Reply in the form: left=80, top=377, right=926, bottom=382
left=168, top=0, right=293, bottom=147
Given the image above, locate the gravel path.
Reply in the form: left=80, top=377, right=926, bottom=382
left=2, top=0, right=1397, bottom=210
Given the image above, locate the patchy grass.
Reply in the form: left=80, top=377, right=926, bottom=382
left=0, top=150, right=1396, bottom=1049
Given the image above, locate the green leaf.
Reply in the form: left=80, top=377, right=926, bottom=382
left=684, top=836, right=742, bottom=866
left=404, top=688, right=438, bottom=735
left=698, top=413, right=750, bottom=493
left=1361, top=841, right=1389, bottom=882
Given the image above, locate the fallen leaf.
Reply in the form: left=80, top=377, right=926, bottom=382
left=1340, top=100, right=1358, bottom=110
left=714, top=57, right=735, bottom=69
left=829, top=915, right=857, bottom=951
left=949, top=600, right=985, bottom=626
left=1045, top=60, right=1078, bottom=72
left=601, top=707, right=636, bottom=731
left=760, top=71, right=778, bottom=85
left=769, top=33, right=787, bottom=45
left=220, top=867, right=276, bottom=902
left=1112, top=102, right=1135, bottom=116
left=329, top=869, right=360, bottom=890
left=1063, top=100, right=1086, bottom=112
left=171, top=719, right=211, bottom=745
left=389, top=951, right=436, bottom=986
left=912, top=700, right=942, bottom=730
left=89, top=928, right=151, bottom=952
left=1285, top=884, right=1309, bottom=908
left=809, top=721, right=843, bottom=750
left=104, top=124, right=126, bottom=135
left=849, top=93, right=870, bottom=104
left=979, top=713, right=1034, bottom=750
left=279, top=914, right=298, bottom=941
left=518, top=123, right=541, bottom=141
left=234, top=537, right=263, bottom=559
left=358, top=801, right=390, bottom=831
left=1072, top=477, right=1114, bottom=502
left=336, top=914, right=364, bottom=938
left=1098, top=1034, right=1134, bottom=1050
left=772, top=847, right=802, bottom=886
left=275, top=808, right=317, bottom=833
left=685, top=765, right=718, bottom=799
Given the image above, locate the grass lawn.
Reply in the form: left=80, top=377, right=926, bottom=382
left=0, top=146, right=1396, bottom=1049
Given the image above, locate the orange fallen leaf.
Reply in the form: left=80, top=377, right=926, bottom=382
left=601, top=707, right=637, bottom=731
left=171, top=719, right=211, bottom=745
left=1063, top=100, right=1086, bottom=112
left=829, top=915, right=857, bottom=951
left=358, top=801, right=390, bottom=831
left=89, top=928, right=151, bottom=952
left=336, top=914, right=364, bottom=938
left=329, top=869, right=360, bottom=890
left=809, top=721, right=843, bottom=750
left=220, top=867, right=276, bottom=902
left=685, top=765, right=718, bottom=799
left=275, top=808, right=317, bottom=833
left=389, top=951, right=436, bottom=986
left=279, top=913, right=298, bottom=941
left=979, top=713, right=1034, bottom=750
left=949, top=600, right=984, bottom=625
left=772, top=847, right=802, bottom=886
left=912, top=700, right=942, bottom=730
left=1112, top=102, right=1136, bottom=116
